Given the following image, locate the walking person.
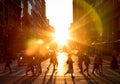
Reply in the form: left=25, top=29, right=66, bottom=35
left=110, top=50, right=119, bottom=70
left=35, top=54, right=42, bottom=73
left=64, top=54, right=74, bottom=78
left=83, top=53, right=90, bottom=74
left=92, top=53, right=99, bottom=74
left=47, top=51, right=58, bottom=70
left=3, top=56, right=12, bottom=73
left=26, top=57, right=35, bottom=76
left=97, top=56, right=103, bottom=74
left=78, top=51, right=84, bottom=73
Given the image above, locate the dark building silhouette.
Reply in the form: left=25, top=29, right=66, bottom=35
left=19, top=0, right=54, bottom=53
left=21, top=0, right=54, bottom=46
left=0, top=0, right=21, bottom=59
left=0, top=0, right=53, bottom=60
left=71, top=0, right=120, bottom=52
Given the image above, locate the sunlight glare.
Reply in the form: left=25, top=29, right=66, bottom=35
left=57, top=52, right=68, bottom=76
left=45, top=0, right=72, bottom=46
left=55, top=28, right=69, bottom=46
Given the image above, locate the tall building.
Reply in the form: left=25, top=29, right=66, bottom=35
left=29, top=0, right=54, bottom=47
left=0, top=0, right=8, bottom=59
left=85, top=0, right=120, bottom=51
left=21, top=0, right=54, bottom=49
left=0, top=0, right=53, bottom=59
left=30, top=0, right=48, bottom=31
left=22, top=0, right=49, bottom=34
left=0, top=0, right=21, bottom=59
left=72, top=0, right=120, bottom=52
left=71, top=0, right=96, bottom=49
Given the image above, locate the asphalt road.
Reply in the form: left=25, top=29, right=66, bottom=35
left=0, top=52, right=120, bottom=84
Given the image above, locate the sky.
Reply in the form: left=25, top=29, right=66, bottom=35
left=45, top=0, right=72, bottom=30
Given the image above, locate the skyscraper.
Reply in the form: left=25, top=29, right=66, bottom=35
left=72, top=0, right=120, bottom=52
left=0, top=0, right=21, bottom=59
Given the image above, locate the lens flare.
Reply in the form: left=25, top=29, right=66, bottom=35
left=25, top=38, right=47, bottom=56
left=69, top=0, right=103, bottom=47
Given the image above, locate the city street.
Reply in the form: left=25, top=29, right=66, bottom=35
left=0, top=51, right=120, bottom=84
left=0, top=0, right=120, bottom=84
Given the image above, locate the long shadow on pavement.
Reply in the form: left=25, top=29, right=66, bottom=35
left=41, top=69, right=49, bottom=84
left=20, top=75, right=39, bottom=84
left=46, top=69, right=56, bottom=84
left=53, top=71, right=57, bottom=84
left=82, top=73, right=98, bottom=84
left=64, top=74, right=75, bottom=84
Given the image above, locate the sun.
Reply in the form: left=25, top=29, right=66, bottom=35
left=46, top=0, right=72, bottom=46
left=54, top=28, right=69, bottom=46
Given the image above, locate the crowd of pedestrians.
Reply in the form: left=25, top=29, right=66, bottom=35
left=77, top=49, right=104, bottom=75
left=1, top=49, right=119, bottom=77
left=24, top=50, right=58, bottom=76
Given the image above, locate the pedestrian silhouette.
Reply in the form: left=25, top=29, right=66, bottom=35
left=3, top=56, right=12, bottom=73
left=47, top=51, right=58, bottom=70
left=92, top=53, right=103, bottom=74
left=110, top=50, right=119, bottom=70
left=64, top=54, right=74, bottom=78
left=35, top=54, right=42, bottom=73
left=78, top=51, right=84, bottom=73
left=83, top=52, right=90, bottom=74
left=97, top=53, right=103, bottom=74
left=26, top=56, right=35, bottom=76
